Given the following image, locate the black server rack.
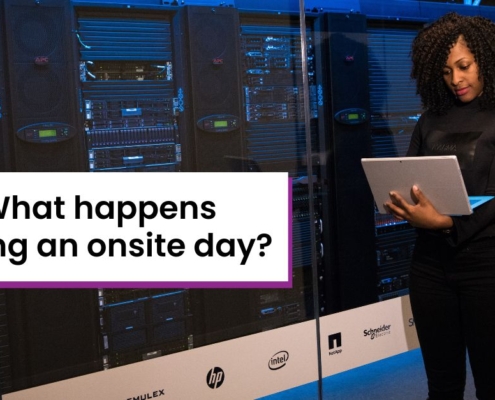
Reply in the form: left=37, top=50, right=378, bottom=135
left=0, top=0, right=11, bottom=172
left=76, top=9, right=181, bottom=172
left=74, top=7, right=191, bottom=369
left=170, top=6, right=257, bottom=346
left=315, top=13, right=378, bottom=312
left=2, top=290, right=101, bottom=393
left=97, top=289, right=192, bottom=369
left=172, top=6, right=244, bottom=172
left=171, top=9, right=321, bottom=344
left=239, top=14, right=320, bottom=328
left=2, top=0, right=85, bottom=172
left=0, top=290, right=11, bottom=393
left=366, top=23, right=423, bottom=300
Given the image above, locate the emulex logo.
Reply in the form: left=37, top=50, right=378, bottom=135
left=125, top=389, right=165, bottom=400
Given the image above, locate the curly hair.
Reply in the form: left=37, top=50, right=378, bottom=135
left=411, top=12, right=495, bottom=114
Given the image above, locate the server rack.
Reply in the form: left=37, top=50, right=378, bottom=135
left=366, top=22, right=423, bottom=300
left=315, top=12, right=378, bottom=313
left=156, top=7, right=320, bottom=345
left=238, top=13, right=321, bottom=329
left=76, top=9, right=181, bottom=172
left=0, top=0, right=11, bottom=172
left=74, top=7, right=191, bottom=369
left=97, top=289, right=192, bottom=369
left=2, top=0, right=85, bottom=172
left=172, top=5, right=244, bottom=173
left=0, top=290, right=11, bottom=393
left=2, top=290, right=101, bottom=393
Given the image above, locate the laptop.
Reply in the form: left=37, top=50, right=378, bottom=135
left=361, top=155, right=494, bottom=215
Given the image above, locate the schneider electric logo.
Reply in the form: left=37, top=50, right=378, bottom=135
left=206, top=367, right=225, bottom=389
left=328, top=332, right=342, bottom=355
left=363, top=324, right=391, bottom=340
left=269, top=351, right=289, bottom=370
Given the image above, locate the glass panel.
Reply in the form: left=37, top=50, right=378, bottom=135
left=302, top=9, right=423, bottom=310
left=0, top=1, right=322, bottom=399
left=305, top=2, right=495, bottom=400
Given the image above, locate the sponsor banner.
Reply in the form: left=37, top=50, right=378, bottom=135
left=0, top=172, right=290, bottom=288
left=4, top=320, right=318, bottom=400
left=320, top=295, right=419, bottom=377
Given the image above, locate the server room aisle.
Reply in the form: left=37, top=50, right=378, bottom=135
left=259, top=348, right=476, bottom=400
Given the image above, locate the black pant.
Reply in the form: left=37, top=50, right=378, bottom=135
left=409, top=237, right=495, bottom=400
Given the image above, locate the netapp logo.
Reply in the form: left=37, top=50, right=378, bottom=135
left=328, top=332, right=342, bottom=355
left=206, top=367, right=225, bottom=389
left=269, top=351, right=289, bottom=370
left=363, top=324, right=391, bottom=340
left=126, top=389, right=165, bottom=400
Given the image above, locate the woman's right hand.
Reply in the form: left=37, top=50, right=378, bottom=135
left=384, top=185, right=454, bottom=230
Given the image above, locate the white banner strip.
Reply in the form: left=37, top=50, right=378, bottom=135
left=0, top=172, right=290, bottom=288
left=4, top=320, right=319, bottom=400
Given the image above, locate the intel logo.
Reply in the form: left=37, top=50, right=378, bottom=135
left=269, top=351, right=289, bottom=370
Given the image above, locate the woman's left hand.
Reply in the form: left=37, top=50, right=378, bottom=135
left=383, top=185, right=453, bottom=230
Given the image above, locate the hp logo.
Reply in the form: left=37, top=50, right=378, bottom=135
left=206, top=367, right=225, bottom=389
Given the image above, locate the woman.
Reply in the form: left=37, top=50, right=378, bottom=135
left=384, top=12, right=495, bottom=400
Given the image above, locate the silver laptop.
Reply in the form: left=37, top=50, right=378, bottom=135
left=361, top=155, right=493, bottom=215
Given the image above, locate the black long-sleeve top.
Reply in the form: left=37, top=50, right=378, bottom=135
left=407, top=97, right=495, bottom=246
